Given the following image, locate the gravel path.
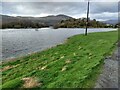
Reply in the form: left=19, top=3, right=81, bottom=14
left=95, top=44, right=119, bottom=88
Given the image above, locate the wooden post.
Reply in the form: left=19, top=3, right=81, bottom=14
left=85, top=0, right=90, bottom=36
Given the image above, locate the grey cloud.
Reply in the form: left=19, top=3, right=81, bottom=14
left=2, top=2, right=87, bottom=15
left=90, top=2, right=118, bottom=14
left=1, top=0, right=119, bottom=2
left=2, top=2, right=118, bottom=21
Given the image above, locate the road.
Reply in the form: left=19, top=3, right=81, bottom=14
left=95, top=42, right=119, bottom=89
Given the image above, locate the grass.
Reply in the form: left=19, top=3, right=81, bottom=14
left=2, top=77, right=23, bottom=89
left=1, top=31, right=118, bottom=88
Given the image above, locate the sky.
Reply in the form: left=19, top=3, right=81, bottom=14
left=0, top=0, right=119, bottom=21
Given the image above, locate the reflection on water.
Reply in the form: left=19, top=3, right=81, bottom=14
left=2, top=28, right=117, bottom=60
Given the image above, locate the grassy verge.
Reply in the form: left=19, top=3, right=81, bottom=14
left=2, top=31, right=118, bottom=88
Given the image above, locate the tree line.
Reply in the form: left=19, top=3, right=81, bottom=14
left=53, top=18, right=118, bottom=29
left=1, top=20, right=49, bottom=29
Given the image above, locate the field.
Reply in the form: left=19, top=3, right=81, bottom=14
left=1, top=31, right=118, bottom=88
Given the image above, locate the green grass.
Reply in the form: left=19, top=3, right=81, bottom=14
left=2, top=77, right=23, bottom=89
left=2, top=31, right=118, bottom=88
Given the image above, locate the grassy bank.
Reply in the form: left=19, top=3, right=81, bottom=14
left=1, top=31, right=118, bottom=88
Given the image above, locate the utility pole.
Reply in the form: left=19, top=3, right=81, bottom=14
left=85, top=0, right=90, bottom=36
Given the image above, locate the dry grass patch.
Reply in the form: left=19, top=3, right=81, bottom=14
left=22, top=77, right=41, bottom=88
left=0, top=66, right=13, bottom=72
left=65, top=60, right=71, bottom=64
left=1, top=64, right=20, bottom=72
left=61, top=66, right=67, bottom=71
left=41, top=65, right=47, bottom=70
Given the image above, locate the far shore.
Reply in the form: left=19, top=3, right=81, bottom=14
left=1, top=27, right=117, bottom=30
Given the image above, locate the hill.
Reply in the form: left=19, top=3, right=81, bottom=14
left=1, top=14, right=117, bottom=29
left=1, top=14, right=73, bottom=29
left=102, top=19, right=118, bottom=25
left=53, top=18, right=110, bottom=28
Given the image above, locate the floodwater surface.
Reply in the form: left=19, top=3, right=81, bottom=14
left=2, top=28, right=117, bottom=60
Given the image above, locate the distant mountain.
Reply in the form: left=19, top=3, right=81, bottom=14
left=102, top=19, right=118, bottom=25
left=1, top=14, right=73, bottom=27
left=35, top=14, right=73, bottom=26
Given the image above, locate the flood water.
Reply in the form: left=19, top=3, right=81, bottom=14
left=1, top=28, right=117, bottom=60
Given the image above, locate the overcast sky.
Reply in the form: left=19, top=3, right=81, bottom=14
left=1, top=0, right=119, bottom=21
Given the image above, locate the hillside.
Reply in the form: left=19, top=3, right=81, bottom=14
left=53, top=18, right=110, bottom=28
left=1, top=14, right=73, bottom=29
left=37, top=14, right=73, bottom=25
left=1, top=14, right=117, bottom=29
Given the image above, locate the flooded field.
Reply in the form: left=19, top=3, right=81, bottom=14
left=2, top=28, right=117, bottom=60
